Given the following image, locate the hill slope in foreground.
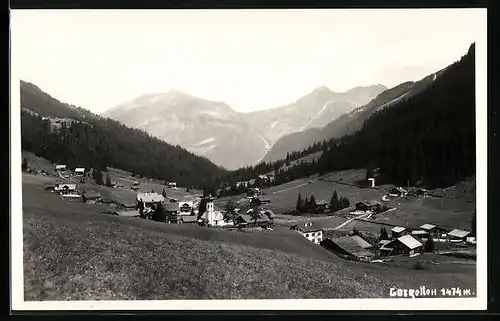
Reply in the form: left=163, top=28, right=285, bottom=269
left=22, top=174, right=475, bottom=300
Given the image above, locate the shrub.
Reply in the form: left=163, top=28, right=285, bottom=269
left=425, top=238, right=435, bottom=252
left=152, top=205, right=166, bottom=222
left=412, top=261, right=425, bottom=270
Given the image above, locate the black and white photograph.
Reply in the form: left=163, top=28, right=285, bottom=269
left=10, top=8, right=487, bottom=310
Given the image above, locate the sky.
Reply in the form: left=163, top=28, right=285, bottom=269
left=11, top=9, right=486, bottom=114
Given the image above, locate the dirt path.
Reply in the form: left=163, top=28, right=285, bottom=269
left=333, top=212, right=370, bottom=230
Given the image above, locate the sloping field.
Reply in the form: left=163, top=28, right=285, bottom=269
left=259, top=175, right=387, bottom=214
left=218, top=168, right=475, bottom=233
left=21, top=173, right=476, bottom=300
left=22, top=174, right=337, bottom=261
left=21, top=151, right=57, bottom=175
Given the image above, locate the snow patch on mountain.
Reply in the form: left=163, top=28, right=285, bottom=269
left=260, top=136, right=271, bottom=150
left=194, top=137, right=216, bottom=146
left=270, top=120, right=280, bottom=130
left=376, top=91, right=410, bottom=111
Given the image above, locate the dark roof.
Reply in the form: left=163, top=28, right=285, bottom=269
left=292, top=222, right=321, bottom=233
left=328, top=237, right=375, bottom=257
left=236, top=214, right=252, bottom=223
left=181, top=216, right=198, bottom=222
left=356, top=200, right=380, bottom=207
left=262, top=209, right=276, bottom=219
left=350, top=235, right=373, bottom=249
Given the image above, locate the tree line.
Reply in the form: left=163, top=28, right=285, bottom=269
left=20, top=109, right=225, bottom=189
left=215, top=43, right=476, bottom=190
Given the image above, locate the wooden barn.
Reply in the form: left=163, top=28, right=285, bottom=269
left=320, top=236, right=375, bottom=260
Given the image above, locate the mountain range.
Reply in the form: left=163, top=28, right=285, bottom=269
left=261, top=70, right=446, bottom=163
left=102, top=85, right=387, bottom=170
left=20, top=81, right=226, bottom=188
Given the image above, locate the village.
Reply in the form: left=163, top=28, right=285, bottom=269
left=35, top=161, right=477, bottom=267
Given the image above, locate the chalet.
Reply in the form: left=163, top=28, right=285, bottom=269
left=447, top=229, right=471, bottom=243
left=74, top=168, right=85, bottom=176
left=291, top=222, right=323, bottom=244
left=137, top=192, right=164, bottom=204
left=419, top=224, right=448, bottom=239
left=136, top=193, right=165, bottom=211
left=262, top=209, right=276, bottom=220
left=82, top=192, right=102, bottom=204
left=391, top=226, right=407, bottom=239
left=411, top=230, right=430, bottom=241
left=250, top=197, right=271, bottom=206
left=391, top=235, right=423, bottom=257
left=355, top=201, right=382, bottom=213
left=133, top=181, right=140, bottom=186
left=351, top=235, right=374, bottom=250
left=235, top=214, right=253, bottom=227
left=166, top=182, right=177, bottom=189
left=320, top=236, right=375, bottom=260
left=54, top=183, right=77, bottom=195
left=235, top=213, right=272, bottom=228
left=178, top=201, right=193, bottom=215
left=130, top=186, right=139, bottom=191
left=416, top=188, right=431, bottom=197
left=315, top=200, right=329, bottom=213
left=389, top=187, right=408, bottom=197
left=55, top=164, right=67, bottom=171
left=236, top=181, right=248, bottom=189
left=379, top=240, right=395, bottom=256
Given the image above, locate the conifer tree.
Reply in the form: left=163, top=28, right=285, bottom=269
left=296, top=193, right=304, bottom=212
left=105, top=174, right=112, bottom=187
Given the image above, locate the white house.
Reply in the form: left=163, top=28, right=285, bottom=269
left=136, top=193, right=165, bottom=210
left=54, top=183, right=77, bottom=195
left=74, top=168, right=85, bottom=176
left=55, top=164, right=67, bottom=171
left=166, top=182, right=177, bottom=189
left=291, top=222, right=323, bottom=244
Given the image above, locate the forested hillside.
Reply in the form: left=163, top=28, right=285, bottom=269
left=220, top=44, right=475, bottom=190
left=20, top=82, right=226, bottom=188
left=317, top=43, right=475, bottom=187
